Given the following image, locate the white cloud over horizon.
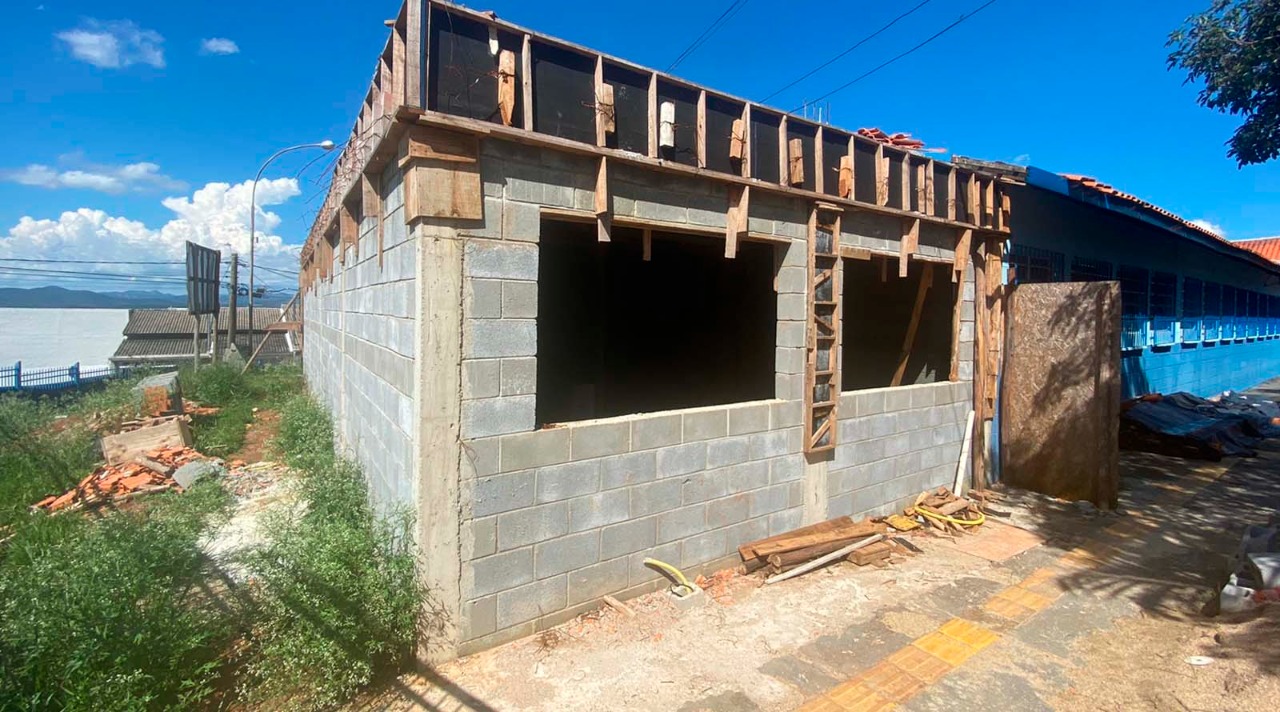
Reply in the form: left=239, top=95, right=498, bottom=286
left=1190, top=218, right=1226, bottom=237
left=0, top=179, right=303, bottom=293
left=56, top=20, right=164, bottom=69
left=4, top=160, right=186, bottom=194
left=200, top=37, right=239, bottom=55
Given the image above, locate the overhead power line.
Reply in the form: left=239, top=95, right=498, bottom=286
left=0, top=265, right=187, bottom=281
left=761, top=0, right=934, bottom=103
left=0, top=257, right=184, bottom=265
left=790, top=0, right=1000, bottom=113
left=667, top=0, right=750, bottom=72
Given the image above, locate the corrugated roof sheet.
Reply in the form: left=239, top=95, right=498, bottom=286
left=1235, top=237, right=1280, bottom=263
left=123, top=307, right=282, bottom=335
left=111, top=333, right=293, bottom=360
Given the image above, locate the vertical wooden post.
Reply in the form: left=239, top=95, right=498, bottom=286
left=521, top=34, right=534, bottom=131
left=924, top=159, right=936, bottom=217
left=696, top=90, right=707, bottom=168
left=777, top=115, right=789, bottom=186
left=946, top=166, right=957, bottom=221
left=874, top=144, right=888, bottom=206
left=405, top=0, right=424, bottom=107
left=594, top=55, right=607, bottom=146
left=971, top=236, right=988, bottom=489
left=741, top=104, right=752, bottom=178
left=647, top=73, right=658, bottom=158
left=814, top=126, right=825, bottom=194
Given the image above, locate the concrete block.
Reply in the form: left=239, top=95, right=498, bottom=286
left=628, top=541, right=682, bottom=587
left=536, top=460, right=601, bottom=503
left=681, top=530, right=727, bottom=567
left=462, top=395, right=535, bottom=439
left=706, top=493, right=750, bottom=529
left=728, top=403, right=771, bottom=435
left=465, top=596, right=497, bottom=639
left=534, top=530, right=599, bottom=578
left=777, top=293, right=807, bottom=321
left=884, top=432, right=911, bottom=458
left=749, top=430, right=789, bottom=459
left=632, top=413, right=682, bottom=450
left=465, top=240, right=538, bottom=280
left=568, top=489, right=631, bottom=532
left=474, top=470, right=535, bottom=517
left=468, top=278, right=503, bottom=319
left=571, top=421, right=631, bottom=461
left=502, top=280, right=538, bottom=319
left=657, top=442, right=707, bottom=478
left=657, top=504, right=706, bottom=543
left=499, top=357, right=536, bottom=397
left=471, top=547, right=534, bottom=598
left=855, top=389, right=886, bottom=417
left=465, top=436, right=501, bottom=477
left=910, top=386, right=937, bottom=409
left=707, top=435, right=751, bottom=468
left=502, top=199, right=541, bottom=242
left=682, top=409, right=728, bottom=441
left=868, top=413, right=898, bottom=438
left=600, top=516, right=657, bottom=560
left=724, top=516, right=771, bottom=552
left=775, top=373, right=803, bottom=401
left=727, top=460, right=770, bottom=493
left=777, top=321, right=806, bottom=348
left=776, top=266, right=807, bottom=294
left=909, top=428, right=934, bottom=452
left=462, top=359, right=500, bottom=400
left=173, top=460, right=223, bottom=489
left=567, top=556, right=631, bottom=606
left=770, top=455, right=804, bottom=483
left=600, top=450, right=656, bottom=489
left=683, top=470, right=729, bottom=504
left=465, top=319, right=536, bottom=358
left=749, top=484, right=790, bottom=518
left=497, top=502, right=569, bottom=551
left=630, top=478, right=684, bottom=517
left=771, top=400, right=803, bottom=428
left=471, top=516, right=497, bottom=559
left=496, top=574, right=567, bottom=628
left=776, top=347, right=805, bottom=375
left=885, top=388, right=913, bottom=412
left=635, top=199, right=687, bottom=223
left=500, top=429, right=570, bottom=472
left=769, top=507, right=803, bottom=537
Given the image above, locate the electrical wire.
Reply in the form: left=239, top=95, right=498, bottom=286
left=789, top=0, right=1000, bottom=112
left=0, top=265, right=187, bottom=281
left=667, top=0, right=749, bottom=72
left=0, top=258, right=184, bottom=265
left=760, top=0, right=934, bottom=103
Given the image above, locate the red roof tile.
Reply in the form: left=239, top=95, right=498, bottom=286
left=1059, top=174, right=1233, bottom=246
left=1234, top=237, right=1280, bottom=263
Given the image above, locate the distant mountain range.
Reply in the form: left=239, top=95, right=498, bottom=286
left=0, top=286, right=289, bottom=309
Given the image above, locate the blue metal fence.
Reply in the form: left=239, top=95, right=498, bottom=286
left=0, top=361, right=121, bottom=394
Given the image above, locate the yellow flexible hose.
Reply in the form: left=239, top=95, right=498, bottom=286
left=643, top=557, right=693, bottom=591
left=917, top=507, right=986, bottom=527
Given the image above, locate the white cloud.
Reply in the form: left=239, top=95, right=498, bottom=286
left=3, top=160, right=186, bottom=194
left=56, top=20, right=164, bottom=69
left=0, top=179, right=303, bottom=292
left=200, top=37, right=239, bottom=55
left=1011, top=153, right=1031, bottom=166
left=1190, top=219, right=1226, bottom=237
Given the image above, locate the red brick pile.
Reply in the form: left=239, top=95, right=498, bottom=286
left=33, top=445, right=204, bottom=513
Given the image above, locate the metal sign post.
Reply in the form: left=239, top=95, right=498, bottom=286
left=185, top=242, right=222, bottom=369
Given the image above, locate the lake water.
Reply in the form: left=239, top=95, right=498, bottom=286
left=0, top=308, right=131, bottom=369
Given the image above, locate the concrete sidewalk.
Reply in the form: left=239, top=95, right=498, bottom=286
left=361, top=394, right=1280, bottom=711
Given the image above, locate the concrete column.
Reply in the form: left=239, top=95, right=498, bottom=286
left=802, top=457, right=828, bottom=524
left=413, top=222, right=465, bottom=662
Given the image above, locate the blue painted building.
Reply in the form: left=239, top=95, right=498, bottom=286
left=996, top=166, right=1280, bottom=399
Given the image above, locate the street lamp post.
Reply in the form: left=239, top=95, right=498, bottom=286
left=247, top=140, right=335, bottom=366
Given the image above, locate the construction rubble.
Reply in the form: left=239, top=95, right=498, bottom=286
left=32, top=445, right=210, bottom=513
left=736, top=487, right=990, bottom=584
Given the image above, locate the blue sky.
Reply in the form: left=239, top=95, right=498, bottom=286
left=1, top=0, right=1277, bottom=292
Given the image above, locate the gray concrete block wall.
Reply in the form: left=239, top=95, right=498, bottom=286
left=302, top=162, right=417, bottom=512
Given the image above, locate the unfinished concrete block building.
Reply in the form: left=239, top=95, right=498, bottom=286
left=299, top=0, right=1010, bottom=659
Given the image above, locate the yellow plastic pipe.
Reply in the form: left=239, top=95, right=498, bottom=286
left=643, top=557, right=693, bottom=592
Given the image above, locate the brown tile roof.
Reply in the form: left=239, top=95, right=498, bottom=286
left=111, top=333, right=293, bottom=361
left=1234, top=237, right=1280, bottom=263
left=1060, top=174, right=1231, bottom=246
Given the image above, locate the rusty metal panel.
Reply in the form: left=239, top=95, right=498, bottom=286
left=1002, top=281, right=1120, bottom=507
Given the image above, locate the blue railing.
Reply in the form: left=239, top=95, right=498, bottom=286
left=0, top=362, right=121, bottom=394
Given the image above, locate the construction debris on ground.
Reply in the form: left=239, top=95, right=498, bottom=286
left=735, top=487, right=990, bottom=584
left=1121, top=390, right=1280, bottom=460
left=32, top=445, right=206, bottom=513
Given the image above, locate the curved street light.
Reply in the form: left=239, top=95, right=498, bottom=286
left=246, top=140, right=335, bottom=365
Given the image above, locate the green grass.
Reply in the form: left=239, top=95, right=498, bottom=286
left=180, top=363, right=302, bottom=456
left=241, top=396, right=423, bottom=710
left=0, top=482, right=234, bottom=711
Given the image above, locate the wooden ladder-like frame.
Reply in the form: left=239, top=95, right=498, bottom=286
left=805, top=202, right=843, bottom=455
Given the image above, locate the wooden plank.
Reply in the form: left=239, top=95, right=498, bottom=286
left=594, top=55, right=606, bottom=146
left=984, top=178, right=996, bottom=227
left=400, top=124, right=479, bottom=163
left=898, top=152, right=911, bottom=211
left=838, top=155, right=853, bottom=199
left=925, top=159, right=936, bottom=216
left=100, top=419, right=192, bottom=466
left=404, top=161, right=482, bottom=221
left=953, top=228, right=972, bottom=284
left=765, top=535, right=885, bottom=584
left=740, top=103, right=752, bottom=177
left=914, top=159, right=927, bottom=213
left=892, top=262, right=933, bottom=386
left=749, top=519, right=877, bottom=559
left=949, top=228, right=972, bottom=381
left=813, top=126, right=825, bottom=194
left=788, top=137, right=805, bottom=186
left=520, top=34, right=534, bottom=130
left=392, top=19, right=407, bottom=112
left=849, top=541, right=893, bottom=566
left=875, top=144, right=888, bottom=206
left=899, top=217, right=919, bottom=278
left=738, top=516, right=854, bottom=561
left=729, top=118, right=746, bottom=162
left=971, top=237, right=989, bottom=489
left=946, top=166, right=957, bottom=220
left=405, top=0, right=424, bottom=107
left=725, top=184, right=749, bottom=259
left=967, top=173, right=980, bottom=225
left=839, top=245, right=872, bottom=261
left=696, top=90, right=707, bottom=168
left=647, top=72, right=658, bottom=158
left=778, top=115, right=789, bottom=186
left=366, top=173, right=385, bottom=268
left=642, top=228, right=652, bottom=261
left=339, top=201, right=358, bottom=260
left=595, top=157, right=610, bottom=242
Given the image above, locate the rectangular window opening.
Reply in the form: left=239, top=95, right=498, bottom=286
left=841, top=258, right=954, bottom=391
left=536, top=220, right=777, bottom=425
left=1008, top=244, right=1064, bottom=284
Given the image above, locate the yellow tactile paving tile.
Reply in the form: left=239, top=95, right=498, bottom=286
left=825, top=680, right=897, bottom=711
left=936, top=618, right=999, bottom=651
left=856, top=661, right=926, bottom=701
left=884, top=645, right=952, bottom=684
left=982, top=594, right=1036, bottom=622
left=997, top=585, right=1056, bottom=611
left=912, top=630, right=980, bottom=666
left=798, top=696, right=848, bottom=712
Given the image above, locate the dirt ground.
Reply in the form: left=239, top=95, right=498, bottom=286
left=357, top=398, right=1280, bottom=711
left=228, top=408, right=280, bottom=465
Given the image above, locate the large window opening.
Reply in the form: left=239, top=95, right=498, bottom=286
left=841, top=258, right=954, bottom=391
left=536, top=220, right=777, bottom=425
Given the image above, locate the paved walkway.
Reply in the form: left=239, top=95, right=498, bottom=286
left=371, top=383, right=1280, bottom=711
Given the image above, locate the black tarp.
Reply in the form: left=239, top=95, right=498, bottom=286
left=1120, top=391, right=1280, bottom=460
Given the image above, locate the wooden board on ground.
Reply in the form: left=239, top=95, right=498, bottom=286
left=747, top=519, right=881, bottom=560
left=849, top=541, right=892, bottom=566
left=936, top=520, right=1045, bottom=562
left=100, top=419, right=193, bottom=465
left=737, top=516, right=853, bottom=561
